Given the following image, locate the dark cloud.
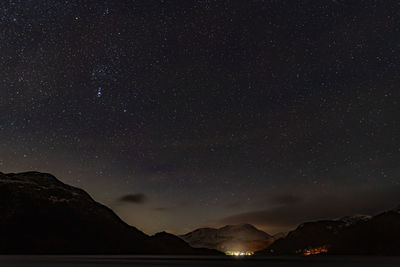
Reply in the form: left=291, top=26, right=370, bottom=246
left=269, top=194, right=303, bottom=206
left=225, top=202, right=244, bottom=209
left=220, top=186, right=400, bottom=234
left=153, top=207, right=168, bottom=211
left=118, top=193, right=147, bottom=204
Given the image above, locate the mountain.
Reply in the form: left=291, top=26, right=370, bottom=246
left=0, top=171, right=220, bottom=255
left=179, top=223, right=275, bottom=253
left=329, top=208, right=400, bottom=255
left=144, top=231, right=219, bottom=255
left=263, top=209, right=400, bottom=256
left=264, top=216, right=369, bottom=255
left=272, top=232, right=288, bottom=240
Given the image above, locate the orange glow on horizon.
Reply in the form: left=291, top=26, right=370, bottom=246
left=297, top=245, right=329, bottom=256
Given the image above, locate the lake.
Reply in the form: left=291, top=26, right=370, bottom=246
left=1, top=255, right=400, bottom=266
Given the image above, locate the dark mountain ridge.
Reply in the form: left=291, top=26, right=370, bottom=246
left=0, top=171, right=220, bottom=255
left=329, top=208, right=400, bottom=255
left=262, top=208, right=400, bottom=256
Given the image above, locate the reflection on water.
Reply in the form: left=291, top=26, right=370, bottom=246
left=1, top=255, right=400, bottom=266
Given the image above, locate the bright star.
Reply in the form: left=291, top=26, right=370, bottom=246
left=97, top=87, right=102, bottom=98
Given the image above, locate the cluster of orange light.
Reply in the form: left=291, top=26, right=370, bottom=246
left=298, top=245, right=328, bottom=256
left=225, top=251, right=254, bottom=256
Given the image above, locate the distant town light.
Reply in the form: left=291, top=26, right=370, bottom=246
left=297, top=245, right=329, bottom=256
left=225, top=251, right=254, bottom=256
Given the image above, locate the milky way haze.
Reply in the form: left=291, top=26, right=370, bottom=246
left=1, top=0, right=400, bottom=234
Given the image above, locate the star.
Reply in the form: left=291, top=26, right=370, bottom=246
left=97, top=87, right=103, bottom=98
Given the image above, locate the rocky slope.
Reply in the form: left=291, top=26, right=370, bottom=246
left=263, top=210, right=400, bottom=256
left=0, top=171, right=220, bottom=255
left=180, top=223, right=274, bottom=253
left=329, top=208, right=400, bottom=255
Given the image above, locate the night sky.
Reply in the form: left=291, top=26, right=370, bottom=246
left=1, top=0, right=400, bottom=235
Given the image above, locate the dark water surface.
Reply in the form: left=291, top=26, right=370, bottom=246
left=1, top=255, right=400, bottom=266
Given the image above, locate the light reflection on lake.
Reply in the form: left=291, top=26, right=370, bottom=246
left=1, top=255, right=400, bottom=266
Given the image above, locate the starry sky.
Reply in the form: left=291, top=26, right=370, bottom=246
left=1, top=0, right=400, bottom=235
